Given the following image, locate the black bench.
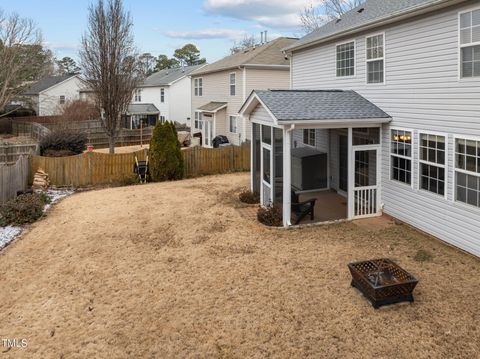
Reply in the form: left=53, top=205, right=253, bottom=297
left=291, top=190, right=317, bottom=225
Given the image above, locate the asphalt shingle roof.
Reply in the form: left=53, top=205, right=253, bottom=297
left=286, top=0, right=453, bottom=51
left=127, top=104, right=159, bottom=115
left=197, top=102, right=227, bottom=112
left=24, top=75, right=77, bottom=95
left=254, top=90, right=391, bottom=122
left=191, top=37, right=298, bottom=76
left=141, top=65, right=204, bottom=87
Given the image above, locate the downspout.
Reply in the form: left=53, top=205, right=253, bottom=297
left=282, top=123, right=295, bottom=227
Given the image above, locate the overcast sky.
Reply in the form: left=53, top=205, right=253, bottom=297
left=1, top=0, right=322, bottom=63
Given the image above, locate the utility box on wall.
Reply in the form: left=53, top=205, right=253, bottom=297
left=291, top=147, right=328, bottom=191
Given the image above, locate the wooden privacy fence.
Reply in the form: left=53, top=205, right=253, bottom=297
left=30, top=144, right=250, bottom=187
left=0, top=156, right=29, bottom=203
left=0, top=144, right=39, bottom=164
left=182, top=144, right=250, bottom=178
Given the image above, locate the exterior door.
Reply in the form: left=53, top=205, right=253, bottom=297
left=204, top=121, right=213, bottom=147
left=260, top=144, right=273, bottom=206
left=352, top=147, right=381, bottom=218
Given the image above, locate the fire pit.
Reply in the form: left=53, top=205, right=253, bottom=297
left=348, top=258, right=418, bottom=309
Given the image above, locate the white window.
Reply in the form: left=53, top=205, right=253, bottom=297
left=336, top=41, right=355, bottom=77
left=59, top=95, right=66, bottom=104
left=194, top=111, right=202, bottom=130
left=229, top=115, right=237, bottom=133
left=455, top=138, right=480, bottom=207
left=419, top=133, right=446, bottom=196
left=134, top=89, right=142, bottom=102
left=229, top=73, right=236, bottom=96
left=160, top=116, right=166, bottom=123
left=391, top=129, right=412, bottom=185
left=194, top=78, right=203, bottom=96
left=303, top=129, right=315, bottom=146
left=459, top=9, right=480, bottom=78
left=366, top=34, right=385, bottom=84
left=160, top=88, right=165, bottom=103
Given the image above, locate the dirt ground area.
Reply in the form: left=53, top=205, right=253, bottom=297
left=0, top=135, right=36, bottom=145
left=0, top=173, right=479, bottom=358
left=92, top=144, right=150, bottom=153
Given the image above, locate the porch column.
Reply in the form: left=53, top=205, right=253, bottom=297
left=347, top=127, right=354, bottom=219
left=250, top=118, right=254, bottom=191
left=282, top=125, right=292, bottom=227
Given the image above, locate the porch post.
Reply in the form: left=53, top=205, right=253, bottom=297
left=250, top=119, right=254, bottom=191
left=347, top=127, right=354, bottom=219
left=282, top=125, right=292, bottom=227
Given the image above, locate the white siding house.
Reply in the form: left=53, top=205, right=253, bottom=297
left=23, top=75, right=86, bottom=116
left=241, top=0, right=480, bottom=257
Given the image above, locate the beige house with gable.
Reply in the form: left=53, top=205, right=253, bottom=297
left=190, top=37, right=298, bottom=147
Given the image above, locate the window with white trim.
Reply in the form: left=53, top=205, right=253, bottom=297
left=460, top=9, right=480, bottom=78
left=419, top=133, right=446, bottom=196
left=303, top=129, right=315, bottom=146
left=366, top=34, right=384, bottom=84
left=336, top=41, right=355, bottom=77
left=229, top=115, right=237, bottom=133
left=160, top=116, right=166, bottom=123
left=194, top=78, right=203, bottom=96
left=455, top=138, right=480, bottom=207
left=229, top=73, right=236, bottom=96
left=134, top=89, right=142, bottom=102
left=194, top=111, right=202, bottom=130
left=160, top=88, right=165, bottom=103
left=59, top=95, right=66, bottom=104
left=391, top=129, right=412, bottom=185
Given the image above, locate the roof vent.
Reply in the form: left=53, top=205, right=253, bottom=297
left=357, top=8, right=365, bottom=13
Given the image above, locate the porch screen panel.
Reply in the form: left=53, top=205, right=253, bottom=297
left=273, top=128, right=283, bottom=204
left=252, top=123, right=261, bottom=194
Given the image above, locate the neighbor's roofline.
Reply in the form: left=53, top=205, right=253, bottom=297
left=25, top=74, right=82, bottom=95
left=139, top=64, right=208, bottom=87
left=284, top=0, right=466, bottom=53
left=190, top=64, right=290, bottom=77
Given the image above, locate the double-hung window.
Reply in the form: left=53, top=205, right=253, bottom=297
left=194, top=78, right=203, bottom=96
left=303, top=129, right=316, bottom=146
left=336, top=41, right=355, bottom=77
left=59, top=95, right=66, bottom=104
left=229, top=115, right=237, bottom=133
left=455, top=138, right=480, bottom=207
left=460, top=9, right=480, bottom=78
left=134, top=89, right=142, bottom=102
left=229, top=73, right=236, bottom=96
left=419, top=133, right=446, bottom=196
left=366, top=34, right=385, bottom=84
left=160, top=88, right=165, bottom=103
left=391, top=129, right=412, bottom=185
left=194, top=111, right=202, bottom=130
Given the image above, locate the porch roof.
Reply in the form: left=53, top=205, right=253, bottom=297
left=240, top=89, right=391, bottom=126
left=127, top=104, right=160, bottom=115
left=197, top=101, right=227, bottom=113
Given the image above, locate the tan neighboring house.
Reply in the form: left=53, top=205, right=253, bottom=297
left=190, top=37, right=298, bottom=147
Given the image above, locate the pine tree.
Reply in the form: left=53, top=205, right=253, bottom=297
left=149, top=121, right=184, bottom=181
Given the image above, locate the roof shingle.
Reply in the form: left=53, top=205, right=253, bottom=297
left=24, top=75, right=77, bottom=95
left=141, top=65, right=204, bottom=87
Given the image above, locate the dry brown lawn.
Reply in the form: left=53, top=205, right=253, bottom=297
left=1, top=173, right=479, bottom=358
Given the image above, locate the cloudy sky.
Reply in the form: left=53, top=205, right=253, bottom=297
left=2, top=0, right=321, bottom=63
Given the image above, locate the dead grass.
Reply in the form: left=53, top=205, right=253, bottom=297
left=0, top=173, right=479, bottom=358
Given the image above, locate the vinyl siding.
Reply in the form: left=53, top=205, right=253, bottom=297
left=38, top=76, right=84, bottom=116
left=292, top=1, right=480, bottom=256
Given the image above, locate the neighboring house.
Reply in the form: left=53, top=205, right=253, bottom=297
left=190, top=37, right=298, bottom=147
left=240, top=0, right=480, bottom=257
left=126, top=65, right=205, bottom=129
left=23, top=75, right=86, bottom=116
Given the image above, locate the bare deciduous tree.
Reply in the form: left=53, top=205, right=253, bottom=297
left=0, top=9, right=53, bottom=115
left=300, top=0, right=366, bottom=34
left=80, top=0, right=142, bottom=153
left=230, top=35, right=256, bottom=55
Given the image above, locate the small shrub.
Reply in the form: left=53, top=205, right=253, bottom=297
left=0, top=193, right=46, bottom=226
left=414, top=249, right=433, bottom=262
left=149, top=121, right=184, bottom=181
left=40, top=128, right=87, bottom=156
left=257, top=204, right=282, bottom=227
left=239, top=189, right=260, bottom=204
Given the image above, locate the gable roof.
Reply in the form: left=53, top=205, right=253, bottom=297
left=197, top=102, right=228, bottom=113
left=191, top=37, right=298, bottom=76
left=140, top=65, right=205, bottom=87
left=286, top=0, right=465, bottom=52
left=240, top=90, right=391, bottom=124
left=24, top=75, right=78, bottom=95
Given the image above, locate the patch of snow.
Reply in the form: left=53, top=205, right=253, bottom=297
left=43, top=189, right=74, bottom=211
left=0, top=226, right=22, bottom=250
